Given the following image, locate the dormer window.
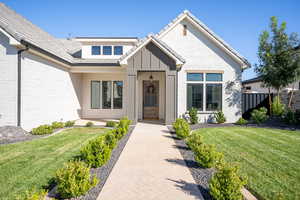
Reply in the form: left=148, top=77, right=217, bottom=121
left=91, top=46, right=101, bottom=55
left=103, top=46, right=112, bottom=55
left=114, top=46, right=123, bottom=55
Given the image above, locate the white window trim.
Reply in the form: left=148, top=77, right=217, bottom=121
left=91, top=80, right=123, bottom=110
left=186, top=72, right=223, bottom=113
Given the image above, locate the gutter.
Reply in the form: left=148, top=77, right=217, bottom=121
left=17, top=45, right=29, bottom=127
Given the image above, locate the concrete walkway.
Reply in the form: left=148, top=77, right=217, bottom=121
left=97, top=122, right=203, bottom=200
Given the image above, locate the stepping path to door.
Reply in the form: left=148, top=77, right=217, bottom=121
left=97, top=122, right=203, bottom=200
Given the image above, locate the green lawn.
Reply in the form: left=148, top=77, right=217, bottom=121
left=194, top=127, right=300, bottom=200
left=0, top=127, right=107, bottom=199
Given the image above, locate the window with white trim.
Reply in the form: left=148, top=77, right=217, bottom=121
left=91, top=80, right=123, bottom=109
left=187, top=72, right=223, bottom=111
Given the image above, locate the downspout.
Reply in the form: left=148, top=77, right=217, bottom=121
left=17, top=45, right=29, bottom=127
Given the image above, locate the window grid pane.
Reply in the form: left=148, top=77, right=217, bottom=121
left=206, top=73, right=223, bottom=81
left=113, top=81, right=123, bottom=109
left=114, top=46, right=123, bottom=55
left=187, top=73, right=203, bottom=81
left=91, top=46, right=101, bottom=55
left=91, top=81, right=100, bottom=109
left=206, top=84, right=222, bottom=111
left=103, top=46, right=112, bottom=55
left=102, top=81, right=112, bottom=109
left=187, top=84, right=203, bottom=111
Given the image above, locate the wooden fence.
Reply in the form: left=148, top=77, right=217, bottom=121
left=242, top=93, right=273, bottom=119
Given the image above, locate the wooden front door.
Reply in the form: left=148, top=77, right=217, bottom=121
left=143, top=80, right=159, bottom=120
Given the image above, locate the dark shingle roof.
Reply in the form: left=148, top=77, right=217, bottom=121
left=242, top=76, right=262, bottom=84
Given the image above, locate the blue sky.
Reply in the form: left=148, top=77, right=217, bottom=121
left=2, top=0, right=300, bottom=80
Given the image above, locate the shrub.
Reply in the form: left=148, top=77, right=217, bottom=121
left=80, top=137, right=111, bottom=167
left=65, top=120, right=75, bottom=127
left=16, top=188, right=48, bottom=200
left=172, top=118, right=190, bottom=139
left=51, top=121, right=65, bottom=129
left=209, top=164, right=246, bottom=200
left=188, top=107, right=198, bottom=124
left=214, top=111, right=226, bottom=124
left=235, top=117, right=248, bottom=125
left=106, top=121, right=117, bottom=127
left=251, top=107, right=268, bottom=124
left=55, top=161, right=98, bottom=198
left=31, top=125, right=53, bottom=135
left=115, top=127, right=127, bottom=140
left=296, top=109, right=300, bottom=122
left=186, top=132, right=203, bottom=151
left=283, top=108, right=297, bottom=124
left=85, top=121, right=94, bottom=127
left=193, top=144, right=223, bottom=168
left=118, top=117, right=131, bottom=132
left=272, top=96, right=285, bottom=116
left=103, top=131, right=117, bottom=150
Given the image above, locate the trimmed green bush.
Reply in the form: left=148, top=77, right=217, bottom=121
left=189, top=107, right=198, bottom=124
left=103, top=131, right=117, bottom=150
left=235, top=117, right=248, bottom=125
left=118, top=117, right=131, bottom=132
left=283, top=108, right=297, bottom=124
left=272, top=96, right=285, bottom=116
left=214, top=111, right=226, bottom=124
left=51, top=121, right=65, bottom=129
left=80, top=137, right=111, bottom=168
left=209, top=164, right=246, bottom=200
left=251, top=107, right=268, bottom=124
left=31, top=125, right=53, bottom=135
left=186, top=132, right=203, bottom=151
left=172, top=118, right=190, bottom=139
left=65, top=120, right=75, bottom=127
left=85, top=121, right=94, bottom=127
left=16, top=188, right=48, bottom=200
left=115, top=127, right=126, bottom=140
left=193, top=144, right=223, bottom=168
left=106, top=121, right=117, bottom=127
left=55, top=161, right=98, bottom=198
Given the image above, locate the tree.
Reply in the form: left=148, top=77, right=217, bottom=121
left=255, top=16, right=300, bottom=110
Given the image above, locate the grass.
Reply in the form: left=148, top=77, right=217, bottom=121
left=0, top=127, right=107, bottom=199
left=193, top=127, right=300, bottom=200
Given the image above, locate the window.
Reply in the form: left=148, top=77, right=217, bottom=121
left=206, top=73, right=223, bottom=81
left=187, top=84, right=203, bottom=110
left=90, top=80, right=123, bottom=109
left=114, top=46, right=123, bottom=55
left=206, top=84, right=222, bottom=111
left=187, top=73, right=203, bottom=81
left=113, top=81, right=123, bottom=109
left=91, top=46, right=101, bottom=55
left=103, top=46, right=112, bottom=55
left=91, top=81, right=101, bottom=108
left=186, top=72, right=223, bottom=112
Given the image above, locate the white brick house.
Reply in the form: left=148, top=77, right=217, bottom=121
left=0, top=3, right=249, bottom=131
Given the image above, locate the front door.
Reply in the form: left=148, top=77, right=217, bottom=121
left=143, top=80, right=159, bottom=120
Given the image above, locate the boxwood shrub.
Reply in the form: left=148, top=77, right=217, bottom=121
left=85, top=121, right=94, bottom=127
left=188, top=107, right=198, bottom=124
left=193, top=144, right=223, bottom=168
left=172, top=118, right=190, bottom=139
left=209, top=164, right=246, bottom=200
left=235, top=117, right=248, bottom=125
left=80, top=137, right=111, bottom=168
left=186, top=132, right=203, bottom=151
left=106, top=121, right=117, bottom=127
left=16, top=188, right=48, bottom=200
left=31, top=125, right=53, bottom=135
left=51, top=121, right=65, bottom=129
left=103, top=131, right=117, bottom=150
left=55, top=161, right=98, bottom=198
left=65, top=120, right=75, bottom=127
left=251, top=107, right=268, bottom=124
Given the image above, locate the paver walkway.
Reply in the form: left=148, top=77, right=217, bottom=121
left=97, top=122, right=203, bottom=200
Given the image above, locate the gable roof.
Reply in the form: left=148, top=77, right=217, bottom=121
left=119, top=34, right=185, bottom=66
left=156, top=10, right=250, bottom=68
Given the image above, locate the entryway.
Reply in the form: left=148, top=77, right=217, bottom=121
left=143, top=80, right=159, bottom=120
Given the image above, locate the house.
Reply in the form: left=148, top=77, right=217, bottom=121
left=242, top=76, right=300, bottom=93
left=0, top=3, right=250, bottom=131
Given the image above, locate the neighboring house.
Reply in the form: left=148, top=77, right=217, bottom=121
left=242, top=76, right=300, bottom=93
left=0, top=3, right=250, bottom=131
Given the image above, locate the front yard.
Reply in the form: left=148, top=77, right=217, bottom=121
left=0, top=127, right=107, bottom=199
left=194, top=127, right=300, bottom=200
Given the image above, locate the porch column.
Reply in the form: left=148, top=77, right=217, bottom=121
left=165, top=71, right=177, bottom=124
left=126, top=70, right=138, bottom=124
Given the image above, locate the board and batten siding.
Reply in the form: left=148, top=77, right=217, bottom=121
left=126, top=42, right=177, bottom=124
left=0, top=31, right=18, bottom=126
left=160, top=18, right=242, bottom=123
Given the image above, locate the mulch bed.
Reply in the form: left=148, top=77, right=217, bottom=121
left=48, top=126, right=135, bottom=200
